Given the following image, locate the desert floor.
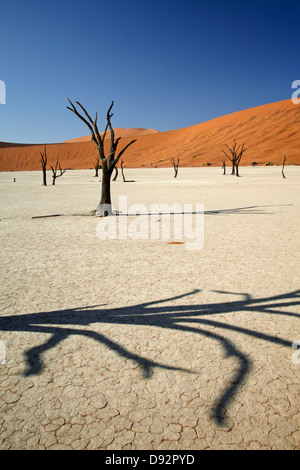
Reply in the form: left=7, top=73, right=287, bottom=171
left=0, top=166, right=299, bottom=450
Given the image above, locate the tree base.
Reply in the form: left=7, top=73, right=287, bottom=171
left=95, top=203, right=113, bottom=217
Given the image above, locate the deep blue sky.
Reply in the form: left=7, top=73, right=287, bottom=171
left=0, top=0, right=299, bottom=143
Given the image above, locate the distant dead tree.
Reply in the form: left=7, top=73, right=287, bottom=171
left=222, top=160, right=226, bottom=175
left=282, top=155, right=286, bottom=179
left=120, top=161, right=135, bottom=182
left=67, top=99, right=136, bottom=216
left=94, top=155, right=101, bottom=177
left=171, top=157, right=179, bottom=178
left=234, top=144, right=246, bottom=177
left=50, top=161, right=66, bottom=185
left=40, top=144, right=47, bottom=186
left=121, top=161, right=126, bottom=182
left=221, top=140, right=247, bottom=177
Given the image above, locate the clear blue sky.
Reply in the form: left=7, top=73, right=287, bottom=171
left=0, top=0, right=299, bottom=143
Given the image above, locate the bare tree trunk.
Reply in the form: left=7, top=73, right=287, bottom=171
left=171, top=157, right=179, bottom=178
left=121, top=161, right=126, bottom=182
left=40, top=144, right=47, bottom=186
left=42, top=167, right=47, bottom=185
left=222, top=160, right=226, bottom=175
left=94, top=156, right=101, bottom=177
left=96, top=165, right=112, bottom=216
left=282, top=155, right=286, bottom=179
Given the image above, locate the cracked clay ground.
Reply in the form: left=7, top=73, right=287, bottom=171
left=0, top=168, right=299, bottom=450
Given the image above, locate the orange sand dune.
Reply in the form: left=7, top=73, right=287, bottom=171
left=0, top=99, right=299, bottom=171
left=63, top=128, right=159, bottom=143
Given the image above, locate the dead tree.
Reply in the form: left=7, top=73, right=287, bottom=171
left=222, top=160, right=226, bottom=175
left=94, top=156, right=101, bottom=177
left=282, top=155, right=286, bottom=179
left=40, top=144, right=47, bottom=186
left=67, top=99, right=136, bottom=216
left=234, top=144, right=246, bottom=177
left=221, top=140, right=247, bottom=177
left=121, top=161, right=126, bottom=182
left=50, top=161, right=66, bottom=185
left=120, top=161, right=135, bottom=182
left=171, top=157, right=179, bottom=178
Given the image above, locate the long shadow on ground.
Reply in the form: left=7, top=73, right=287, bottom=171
left=30, top=204, right=292, bottom=219
left=0, top=289, right=299, bottom=426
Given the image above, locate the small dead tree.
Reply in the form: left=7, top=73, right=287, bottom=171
left=50, top=161, right=66, bottom=185
left=222, top=159, right=226, bottom=175
left=40, top=144, right=47, bottom=186
left=171, top=157, right=179, bottom=178
left=120, top=161, right=135, bottom=182
left=94, top=155, right=101, bottom=177
left=67, top=99, right=136, bottom=216
left=282, top=155, right=286, bottom=179
left=121, top=161, right=126, bottom=182
left=234, top=144, right=246, bottom=177
left=221, top=140, right=247, bottom=177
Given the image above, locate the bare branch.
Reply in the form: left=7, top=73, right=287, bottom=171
left=101, top=121, right=110, bottom=143
left=106, top=101, right=116, bottom=155
left=112, top=164, right=118, bottom=181
left=75, top=101, right=95, bottom=126
left=75, top=101, right=102, bottom=147
left=50, top=160, right=66, bottom=185
left=221, top=149, right=232, bottom=161
left=67, top=98, right=96, bottom=142
left=113, top=139, right=137, bottom=167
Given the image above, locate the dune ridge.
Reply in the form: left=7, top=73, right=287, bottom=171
left=0, top=99, right=299, bottom=171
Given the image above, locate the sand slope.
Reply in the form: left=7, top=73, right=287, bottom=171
left=63, top=127, right=159, bottom=143
left=0, top=99, right=299, bottom=171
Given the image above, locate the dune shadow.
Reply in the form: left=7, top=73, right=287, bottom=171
left=0, top=289, right=299, bottom=426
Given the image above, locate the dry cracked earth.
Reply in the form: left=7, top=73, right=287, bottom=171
left=0, top=169, right=299, bottom=450
left=1, top=290, right=299, bottom=450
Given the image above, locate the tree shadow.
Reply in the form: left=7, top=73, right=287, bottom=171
left=0, top=289, right=299, bottom=426
left=30, top=204, right=292, bottom=220
left=118, top=204, right=292, bottom=217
